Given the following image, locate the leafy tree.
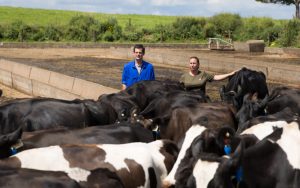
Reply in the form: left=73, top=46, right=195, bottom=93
left=210, top=13, right=242, bottom=39
left=171, top=17, right=205, bottom=40
left=45, top=25, right=62, bottom=41
left=256, top=0, right=300, bottom=19
left=101, top=18, right=122, bottom=41
left=237, top=17, right=279, bottom=42
left=277, top=19, right=300, bottom=46
left=66, top=15, right=100, bottom=41
left=202, top=23, right=217, bottom=38
left=0, top=25, right=4, bottom=39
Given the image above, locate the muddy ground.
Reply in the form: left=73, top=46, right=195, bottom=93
left=0, top=48, right=296, bottom=102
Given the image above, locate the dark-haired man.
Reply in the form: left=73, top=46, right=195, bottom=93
left=121, top=44, right=155, bottom=90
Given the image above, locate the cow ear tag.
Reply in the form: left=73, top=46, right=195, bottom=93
left=10, top=147, right=17, bottom=155
left=224, top=132, right=231, bottom=155
left=224, top=145, right=231, bottom=155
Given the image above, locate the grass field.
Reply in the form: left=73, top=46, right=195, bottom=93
left=0, top=6, right=181, bottom=29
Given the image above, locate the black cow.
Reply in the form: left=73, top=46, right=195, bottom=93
left=134, top=90, right=208, bottom=129
left=156, top=102, right=237, bottom=144
left=237, top=107, right=299, bottom=134
left=98, top=92, right=140, bottom=123
left=236, top=86, right=300, bottom=125
left=19, top=122, right=154, bottom=151
left=0, top=97, right=118, bottom=135
left=211, top=121, right=300, bottom=188
left=123, top=80, right=185, bottom=110
left=266, top=86, right=300, bottom=114
left=220, top=67, right=268, bottom=110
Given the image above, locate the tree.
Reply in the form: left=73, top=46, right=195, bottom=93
left=256, top=0, right=300, bottom=19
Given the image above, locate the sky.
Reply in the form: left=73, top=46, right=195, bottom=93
left=0, top=0, right=295, bottom=19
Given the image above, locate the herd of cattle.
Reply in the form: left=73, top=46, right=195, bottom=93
left=0, top=67, right=299, bottom=188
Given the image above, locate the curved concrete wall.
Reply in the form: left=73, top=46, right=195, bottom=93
left=0, top=59, right=118, bottom=100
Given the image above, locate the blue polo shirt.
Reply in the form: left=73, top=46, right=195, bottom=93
left=122, top=60, right=155, bottom=88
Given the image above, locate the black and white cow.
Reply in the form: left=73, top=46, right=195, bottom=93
left=162, top=124, right=235, bottom=187
left=173, top=121, right=300, bottom=188
left=211, top=121, right=300, bottom=188
left=0, top=140, right=179, bottom=188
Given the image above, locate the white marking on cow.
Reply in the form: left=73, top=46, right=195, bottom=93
left=241, top=121, right=288, bottom=140
left=99, top=140, right=168, bottom=187
left=14, top=146, right=91, bottom=182
left=272, top=122, right=300, bottom=169
left=193, top=160, right=219, bottom=188
left=163, top=124, right=206, bottom=186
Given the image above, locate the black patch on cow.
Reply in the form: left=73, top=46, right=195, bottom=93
left=117, top=158, right=145, bottom=188
left=268, top=127, right=283, bottom=142
left=159, top=140, right=179, bottom=172
left=62, top=144, right=117, bottom=172
left=148, top=167, right=157, bottom=188
left=0, top=168, right=80, bottom=188
left=0, top=156, right=22, bottom=169
left=85, top=168, right=124, bottom=188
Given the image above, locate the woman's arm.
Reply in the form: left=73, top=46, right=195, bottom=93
left=213, top=70, right=238, bottom=81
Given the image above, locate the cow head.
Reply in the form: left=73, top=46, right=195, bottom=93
left=191, top=127, right=236, bottom=156
left=208, top=140, right=245, bottom=188
left=0, top=126, right=23, bottom=158
left=220, top=68, right=268, bottom=111
left=235, top=93, right=268, bottom=127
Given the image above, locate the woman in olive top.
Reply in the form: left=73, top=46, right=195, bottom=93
left=179, top=56, right=237, bottom=94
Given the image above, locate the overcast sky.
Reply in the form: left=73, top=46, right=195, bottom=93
left=0, top=0, right=295, bottom=19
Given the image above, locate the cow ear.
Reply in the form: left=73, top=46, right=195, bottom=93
left=258, top=94, right=269, bottom=108
left=192, top=140, right=204, bottom=157
left=190, top=136, right=204, bottom=157
left=251, top=92, right=258, bottom=101
left=228, top=139, right=244, bottom=171
left=0, top=126, right=22, bottom=146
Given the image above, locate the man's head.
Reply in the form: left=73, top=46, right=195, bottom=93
left=133, top=44, right=145, bottom=62
left=189, top=56, right=200, bottom=72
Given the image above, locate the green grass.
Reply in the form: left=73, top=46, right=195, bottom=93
left=0, top=6, right=179, bottom=29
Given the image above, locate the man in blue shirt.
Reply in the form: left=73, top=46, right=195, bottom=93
left=121, top=44, right=155, bottom=90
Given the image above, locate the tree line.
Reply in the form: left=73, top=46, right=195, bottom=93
left=0, top=13, right=299, bottom=47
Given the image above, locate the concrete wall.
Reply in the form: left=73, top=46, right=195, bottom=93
left=0, top=59, right=118, bottom=100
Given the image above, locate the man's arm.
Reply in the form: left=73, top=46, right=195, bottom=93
left=121, top=65, right=127, bottom=90
left=121, top=84, right=126, bottom=90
